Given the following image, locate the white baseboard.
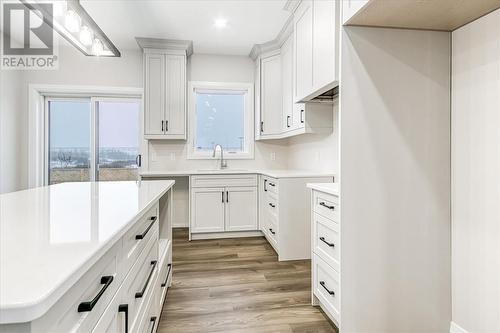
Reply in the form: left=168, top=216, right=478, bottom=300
left=191, top=230, right=264, bottom=240
left=172, top=222, right=188, bottom=228
left=450, top=322, right=469, bottom=333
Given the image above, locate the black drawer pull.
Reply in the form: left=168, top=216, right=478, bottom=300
left=319, top=237, right=335, bottom=247
left=135, top=260, right=157, bottom=298
left=320, top=281, right=335, bottom=296
left=264, top=179, right=268, bottom=191
left=118, top=304, right=128, bottom=333
left=136, top=216, right=157, bottom=240
left=150, top=316, right=157, bottom=333
left=269, top=203, right=275, bottom=208
left=269, top=228, right=276, bottom=235
left=319, top=202, right=335, bottom=210
left=161, top=263, right=172, bottom=288
left=268, top=182, right=276, bottom=187
left=78, top=275, right=114, bottom=312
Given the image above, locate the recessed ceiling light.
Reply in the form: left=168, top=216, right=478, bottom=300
left=214, top=18, right=227, bottom=29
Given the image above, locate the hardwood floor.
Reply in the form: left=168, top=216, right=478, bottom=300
left=158, top=228, right=338, bottom=333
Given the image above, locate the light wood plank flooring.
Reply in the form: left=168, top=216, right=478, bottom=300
left=158, top=228, right=337, bottom=333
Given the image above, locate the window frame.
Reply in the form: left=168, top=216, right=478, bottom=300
left=187, top=81, right=254, bottom=160
left=28, top=84, right=144, bottom=188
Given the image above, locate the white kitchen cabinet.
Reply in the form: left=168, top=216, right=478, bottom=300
left=225, top=187, right=258, bottom=231
left=260, top=52, right=283, bottom=136
left=342, top=0, right=370, bottom=24
left=190, top=175, right=258, bottom=238
left=294, top=0, right=339, bottom=102
left=191, top=187, right=225, bottom=233
left=281, top=34, right=294, bottom=132
left=142, top=50, right=187, bottom=140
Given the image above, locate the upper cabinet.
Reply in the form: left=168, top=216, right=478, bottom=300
left=260, top=51, right=283, bottom=136
left=294, top=0, right=339, bottom=102
left=136, top=38, right=192, bottom=140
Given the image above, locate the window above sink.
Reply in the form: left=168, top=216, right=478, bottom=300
left=187, top=81, right=255, bottom=160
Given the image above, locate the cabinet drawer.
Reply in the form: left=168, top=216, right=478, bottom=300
left=191, top=174, right=257, bottom=188
left=32, top=242, right=122, bottom=333
left=135, top=282, right=160, bottom=333
left=313, top=213, right=340, bottom=272
left=266, top=216, right=278, bottom=245
left=266, top=193, right=278, bottom=219
left=122, top=203, right=159, bottom=275
left=263, top=176, right=278, bottom=194
left=313, top=190, right=339, bottom=222
left=313, top=254, right=340, bottom=323
left=121, top=231, right=159, bottom=332
left=158, top=241, right=173, bottom=305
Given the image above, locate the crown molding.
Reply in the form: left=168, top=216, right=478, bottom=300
left=135, top=37, right=193, bottom=56
left=283, top=0, right=301, bottom=13
left=249, top=15, right=294, bottom=60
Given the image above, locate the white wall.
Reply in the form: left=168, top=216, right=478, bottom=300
left=451, top=9, right=500, bottom=333
left=340, top=26, right=451, bottom=332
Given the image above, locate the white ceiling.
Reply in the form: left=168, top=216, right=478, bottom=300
left=81, top=0, right=290, bottom=56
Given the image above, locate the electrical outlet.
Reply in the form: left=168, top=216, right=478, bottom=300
left=270, top=152, right=276, bottom=161
left=170, top=152, right=176, bottom=161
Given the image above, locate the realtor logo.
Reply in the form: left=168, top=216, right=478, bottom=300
left=1, top=2, right=58, bottom=69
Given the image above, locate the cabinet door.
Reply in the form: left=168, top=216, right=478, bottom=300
left=294, top=0, right=313, bottom=102
left=260, top=54, right=283, bottom=135
left=165, top=54, right=186, bottom=137
left=281, top=34, right=294, bottom=132
left=191, top=187, right=225, bottom=233
left=293, top=102, right=305, bottom=130
left=144, top=53, right=165, bottom=136
left=225, top=187, right=258, bottom=231
left=313, top=0, right=337, bottom=91
left=255, top=60, right=262, bottom=139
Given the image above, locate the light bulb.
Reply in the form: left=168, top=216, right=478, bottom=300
left=64, top=10, right=80, bottom=33
left=79, top=26, right=93, bottom=46
left=92, top=38, right=104, bottom=56
left=53, top=1, right=67, bottom=17
left=214, top=18, right=227, bottom=29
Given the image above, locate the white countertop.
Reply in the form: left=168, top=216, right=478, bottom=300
left=307, top=183, right=339, bottom=196
left=140, top=169, right=335, bottom=179
left=0, top=180, right=174, bottom=324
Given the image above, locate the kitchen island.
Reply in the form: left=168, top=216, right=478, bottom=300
left=0, top=180, right=174, bottom=332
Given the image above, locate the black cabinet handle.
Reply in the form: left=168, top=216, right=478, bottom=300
left=269, top=203, right=275, bottom=208
left=78, top=275, right=114, bottom=312
left=161, top=120, right=164, bottom=132
left=165, top=120, right=169, bottom=132
left=226, top=191, right=229, bottom=203
left=260, top=121, right=264, bottom=133
left=269, top=228, right=276, bottom=235
left=268, top=182, right=275, bottom=187
left=135, top=154, right=142, bottom=167
left=320, top=281, right=335, bottom=296
left=135, top=260, right=157, bottom=298
left=161, top=263, right=172, bottom=288
left=264, top=179, right=267, bottom=192
left=301, top=109, right=305, bottom=123
left=319, top=237, right=335, bottom=247
left=319, top=202, right=335, bottom=210
left=118, top=304, right=128, bottom=333
left=286, top=115, right=291, bottom=128
left=136, top=216, right=157, bottom=240
left=222, top=191, right=224, bottom=203
left=150, top=316, right=157, bottom=333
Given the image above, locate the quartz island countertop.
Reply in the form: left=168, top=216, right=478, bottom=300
left=0, top=180, right=174, bottom=324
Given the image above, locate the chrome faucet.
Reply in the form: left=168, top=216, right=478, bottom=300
left=212, top=144, right=227, bottom=169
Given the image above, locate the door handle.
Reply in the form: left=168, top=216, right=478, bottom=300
left=135, top=261, right=157, bottom=298
left=78, top=276, right=114, bottom=312
left=269, top=203, right=275, bottom=208
left=226, top=191, right=229, bottom=203
left=264, top=179, right=267, bottom=192
left=136, top=216, right=157, bottom=240
left=319, top=236, right=335, bottom=247
left=135, top=154, right=142, bottom=167
left=319, top=281, right=335, bottom=296
left=269, top=228, right=276, bottom=235
left=161, top=120, right=164, bottom=132
left=150, top=317, right=157, bottom=333
left=222, top=191, right=225, bottom=203
left=300, top=109, right=305, bottom=123
left=161, top=263, right=172, bottom=288
left=319, top=202, right=335, bottom=210
left=118, top=304, right=128, bottom=333
left=165, top=120, right=169, bottom=132
left=286, top=115, right=291, bottom=128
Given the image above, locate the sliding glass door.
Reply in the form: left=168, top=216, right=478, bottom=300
left=46, top=97, right=142, bottom=185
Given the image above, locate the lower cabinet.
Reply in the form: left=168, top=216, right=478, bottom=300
left=190, top=175, right=258, bottom=236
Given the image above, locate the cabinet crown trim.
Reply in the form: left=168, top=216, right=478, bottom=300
left=136, top=37, right=193, bottom=56
left=249, top=15, right=294, bottom=60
